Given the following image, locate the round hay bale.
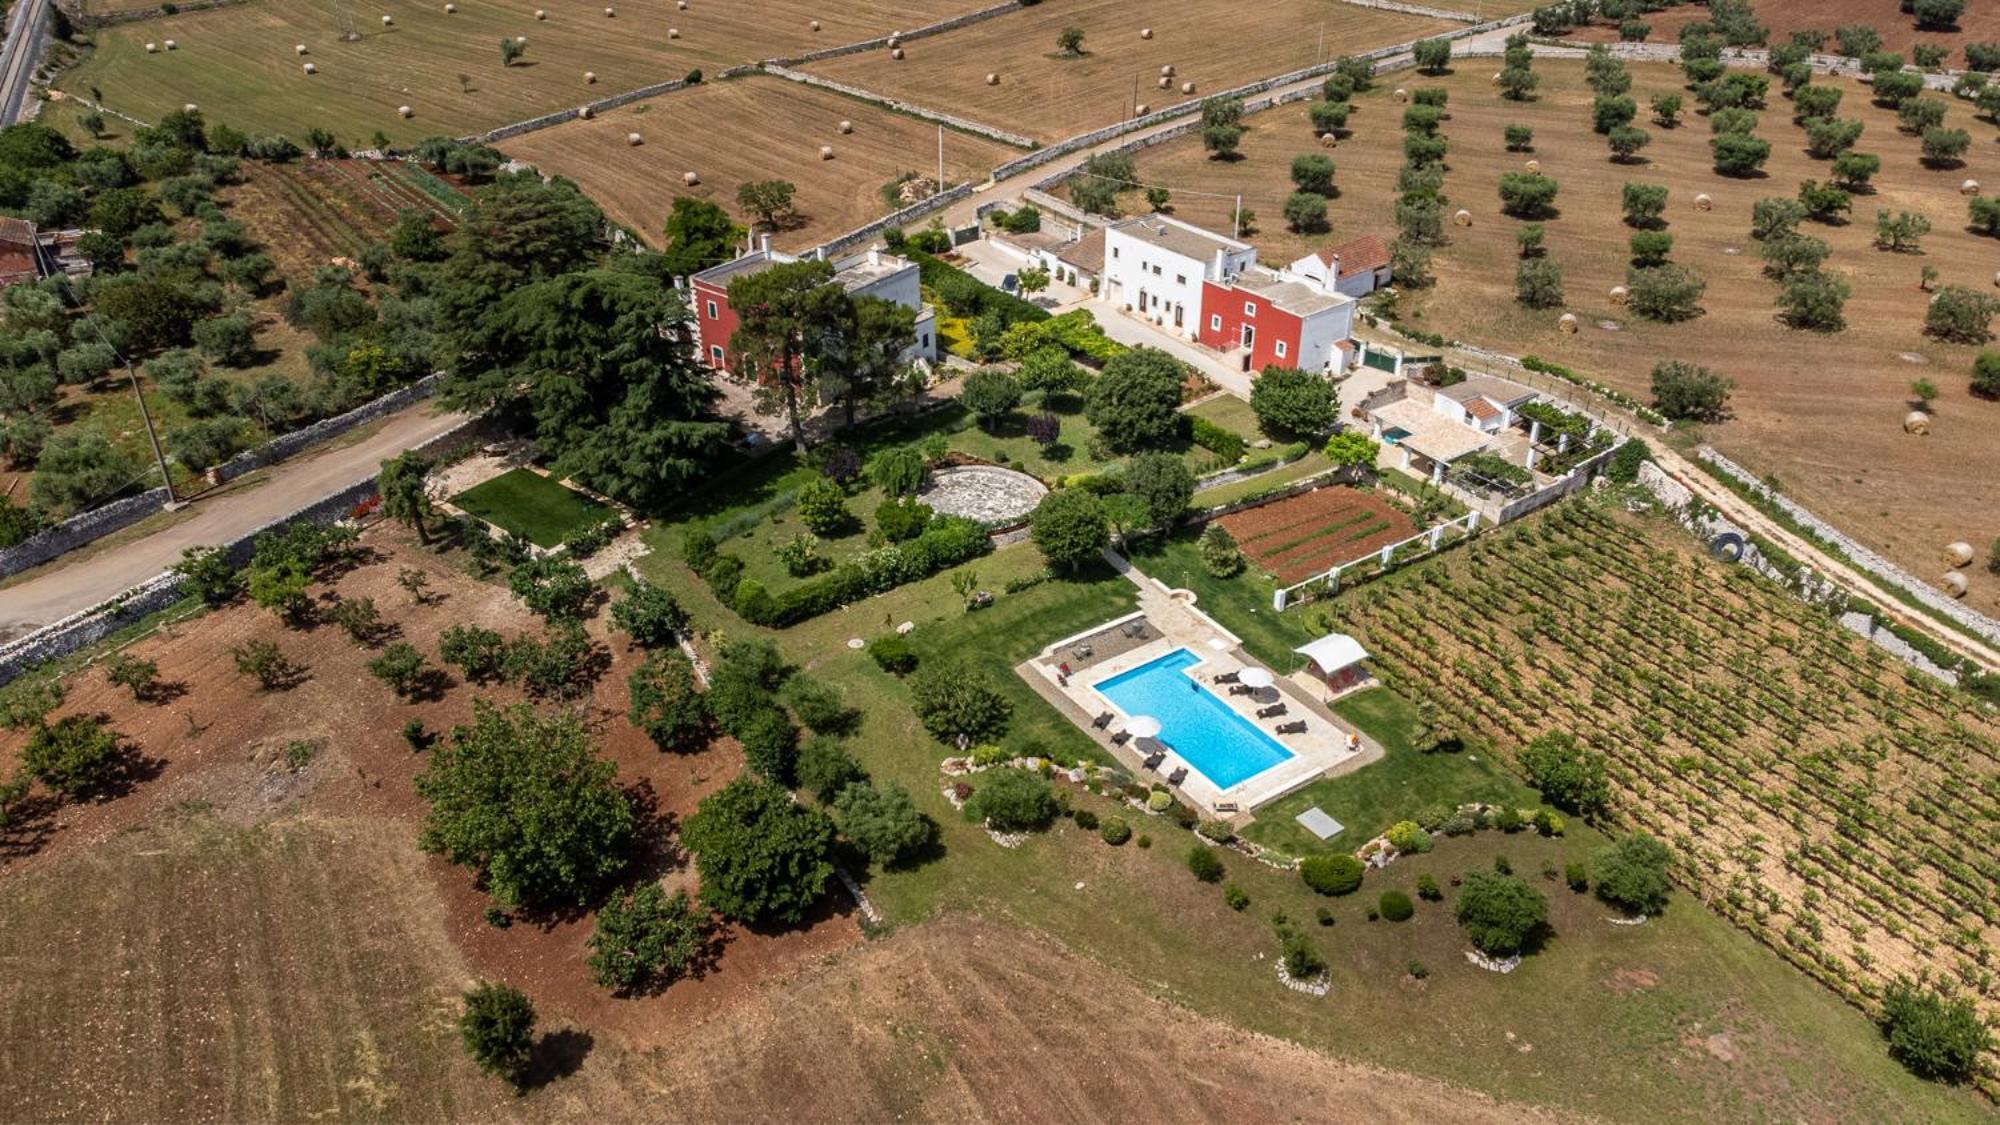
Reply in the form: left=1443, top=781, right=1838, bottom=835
left=1961, top=178, right=1981, bottom=195
left=584, top=70, right=596, bottom=83
left=535, top=8, right=546, bottom=18
left=578, top=105, right=593, bottom=118
left=398, top=105, right=413, bottom=118
left=1524, top=158, right=1539, bottom=173
left=838, top=119, right=852, bottom=133
left=303, top=62, right=317, bottom=74
left=1993, top=270, right=2000, bottom=288
left=1941, top=570, right=1968, bottom=598
left=1180, top=80, right=1195, bottom=94
left=145, top=42, right=157, bottom=53
left=1945, top=541, right=1975, bottom=567
left=164, top=39, right=177, bottom=49
left=444, top=3, right=455, bottom=12
left=677, top=0, right=686, bottom=7
left=381, top=14, right=392, bottom=25
left=296, top=43, right=308, bottom=54
left=1492, top=71, right=1503, bottom=84
left=668, top=27, right=679, bottom=37
left=987, top=72, right=1000, bottom=86
left=1318, top=132, right=1337, bottom=148
left=1141, top=27, right=1153, bottom=39
left=819, top=145, right=834, bottom=160
left=1903, top=410, right=1931, bottom=435
left=1161, top=64, right=1174, bottom=77
left=810, top=19, right=820, bottom=31
left=184, top=103, right=199, bottom=112
left=887, top=35, right=901, bottom=48
left=891, top=46, right=904, bottom=59
left=683, top=170, right=699, bottom=185
left=515, top=35, right=527, bottom=44
left=1158, top=76, right=1171, bottom=89
left=1694, top=193, right=1714, bottom=212
left=1453, top=208, right=1472, bottom=227
left=1134, top=103, right=1149, bottom=115
left=1608, top=284, right=1629, bottom=305
left=1393, top=88, right=1409, bottom=103
left=604, top=6, right=615, bottom=16
left=1557, top=312, right=1579, bottom=334
left=626, top=132, right=643, bottom=146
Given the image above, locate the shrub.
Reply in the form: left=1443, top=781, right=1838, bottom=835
left=1621, top=182, right=1668, bottom=227
left=1196, top=818, right=1235, bottom=844
left=1186, top=843, right=1225, bottom=882
left=1628, top=230, right=1674, bottom=267
left=965, top=768, right=1058, bottom=831
left=367, top=643, right=430, bottom=698
left=1497, top=172, right=1559, bottom=218
left=1454, top=871, right=1548, bottom=956
left=1224, top=883, right=1250, bottom=911
left=507, top=557, right=592, bottom=620
left=610, top=580, right=686, bottom=647
left=1880, top=980, right=1991, bottom=1082
left=1278, top=921, right=1326, bottom=979
left=875, top=497, right=933, bottom=543
left=1565, top=860, right=1590, bottom=892
left=1300, top=853, right=1365, bottom=895
left=868, top=446, right=927, bottom=496
left=231, top=639, right=300, bottom=690
left=1249, top=364, right=1337, bottom=437
left=836, top=781, right=933, bottom=867
left=1924, top=286, right=1999, bottom=344
left=866, top=634, right=918, bottom=675
left=1520, top=732, right=1611, bottom=816
left=1593, top=832, right=1673, bottom=915
left=1100, top=816, right=1132, bottom=845
left=458, top=983, right=535, bottom=1087
left=1197, top=524, right=1244, bottom=577
left=1072, top=809, right=1099, bottom=831
left=793, top=476, right=850, bottom=535
left=681, top=777, right=834, bottom=924
left=1378, top=890, right=1415, bottom=921
left=1626, top=264, right=1706, bottom=323
left=627, top=650, right=709, bottom=752
left=910, top=660, right=1011, bottom=745
left=735, top=705, right=800, bottom=787
left=1504, top=123, right=1534, bottom=151
left=586, top=884, right=705, bottom=994
left=1417, top=873, right=1442, bottom=900
left=797, top=736, right=867, bottom=802
left=21, top=714, right=124, bottom=797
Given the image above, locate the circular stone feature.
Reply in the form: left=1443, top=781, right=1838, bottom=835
left=917, top=465, right=1048, bottom=526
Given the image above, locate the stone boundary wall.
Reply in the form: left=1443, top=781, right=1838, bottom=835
left=809, top=183, right=974, bottom=259
left=1494, top=443, right=1618, bottom=523
left=66, top=0, right=249, bottom=27
left=1336, top=0, right=1480, bottom=24
left=0, top=374, right=442, bottom=578
left=1696, top=447, right=2000, bottom=646
left=762, top=65, right=1036, bottom=149
left=0, top=418, right=485, bottom=687
left=994, top=13, right=1528, bottom=186
left=760, top=1, right=1024, bottom=67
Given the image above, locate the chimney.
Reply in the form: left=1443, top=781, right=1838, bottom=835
left=1213, top=246, right=1226, bottom=280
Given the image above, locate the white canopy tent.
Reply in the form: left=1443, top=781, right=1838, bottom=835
left=1294, top=633, right=1369, bottom=675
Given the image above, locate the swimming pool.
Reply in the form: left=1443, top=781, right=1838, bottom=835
left=1093, top=649, right=1295, bottom=789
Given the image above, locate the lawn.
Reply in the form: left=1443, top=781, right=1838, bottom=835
left=1239, top=687, right=1537, bottom=856
left=1126, top=531, right=1315, bottom=671
left=451, top=467, right=611, bottom=548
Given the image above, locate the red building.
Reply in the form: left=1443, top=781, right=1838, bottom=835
left=689, top=240, right=934, bottom=374
left=1195, top=266, right=1355, bottom=374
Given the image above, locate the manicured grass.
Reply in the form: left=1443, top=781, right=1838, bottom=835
left=1240, top=687, right=1537, bottom=857
left=1125, top=532, right=1316, bottom=672
left=1185, top=393, right=1261, bottom=438
left=451, top=467, right=610, bottom=548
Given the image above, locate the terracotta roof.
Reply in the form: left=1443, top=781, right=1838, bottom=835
left=1057, top=228, right=1105, bottom=274
left=1461, top=396, right=1500, bottom=421
left=0, top=217, right=34, bottom=245
left=1315, top=234, right=1391, bottom=278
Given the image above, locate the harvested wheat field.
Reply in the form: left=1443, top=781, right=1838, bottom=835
left=1564, top=1, right=2000, bottom=64
left=61, top=0, right=984, bottom=144
left=502, top=75, right=1020, bottom=251
left=1219, top=486, right=1420, bottom=584
left=1090, top=59, right=2000, bottom=615
left=802, top=0, right=1458, bottom=143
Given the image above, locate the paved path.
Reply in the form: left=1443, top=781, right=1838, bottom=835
left=0, top=401, right=469, bottom=639
left=0, top=0, right=49, bottom=125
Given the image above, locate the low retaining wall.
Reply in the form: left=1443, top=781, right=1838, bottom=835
left=0, top=417, right=486, bottom=687
left=0, top=374, right=443, bottom=578
left=1696, top=448, right=2000, bottom=646
left=1493, top=443, right=1618, bottom=523
left=763, top=65, right=1036, bottom=149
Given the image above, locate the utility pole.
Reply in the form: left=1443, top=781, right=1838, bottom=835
left=1233, top=194, right=1243, bottom=240
left=125, top=360, right=177, bottom=505
left=935, top=124, right=943, bottom=194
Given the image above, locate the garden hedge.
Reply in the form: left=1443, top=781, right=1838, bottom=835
left=688, top=515, right=992, bottom=628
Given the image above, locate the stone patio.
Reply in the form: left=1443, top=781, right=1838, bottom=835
left=918, top=465, right=1048, bottom=526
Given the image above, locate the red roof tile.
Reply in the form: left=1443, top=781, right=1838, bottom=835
left=1316, top=234, right=1392, bottom=278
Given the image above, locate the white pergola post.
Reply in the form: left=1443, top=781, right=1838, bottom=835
left=1428, top=525, right=1444, bottom=550
left=1467, top=510, right=1481, bottom=532
left=1523, top=444, right=1537, bottom=471
left=1527, top=418, right=1541, bottom=445
left=1378, top=543, right=1394, bottom=566
left=1429, top=458, right=1444, bottom=485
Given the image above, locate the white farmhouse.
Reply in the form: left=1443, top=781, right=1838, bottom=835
left=1100, top=215, right=1256, bottom=339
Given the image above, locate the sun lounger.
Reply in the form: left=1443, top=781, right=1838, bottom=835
left=1143, top=749, right=1167, bottom=770
left=1091, top=711, right=1113, bottom=729
left=1276, top=720, right=1308, bottom=735
left=1256, top=703, right=1288, bottom=719
left=1227, top=684, right=1253, bottom=696
left=1167, top=766, right=1188, bottom=786
left=1110, top=731, right=1131, bottom=746
left=1214, top=671, right=1242, bottom=684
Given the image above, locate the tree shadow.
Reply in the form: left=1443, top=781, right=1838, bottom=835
left=520, top=1028, right=592, bottom=1089
left=133, top=679, right=189, bottom=706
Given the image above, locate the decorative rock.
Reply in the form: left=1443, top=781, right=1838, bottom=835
left=1524, top=158, right=1539, bottom=172
left=1453, top=208, right=1472, bottom=227
left=584, top=70, right=596, bottom=83
left=1141, top=27, right=1153, bottom=38
left=1942, top=571, right=1969, bottom=597
left=1962, top=179, right=1980, bottom=195
left=1946, top=541, right=1975, bottom=567
left=819, top=145, right=834, bottom=160
left=398, top=105, right=413, bottom=117
left=303, top=62, right=318, bottom=73
left=891, top=46, right=904, bottom=59
left=682, top=170, right=699, bottom=185
left=1557, top=312, right=1579, bottom=334
left=1694, top=192, right=1714, bottom=212
left=1608, top=284, right=1628, bottom=305
left=986, top=72, right=999, bottom=85
left=627, top=132, right=643, bottom=145
left=1903, top=410, right=1931, bottom=435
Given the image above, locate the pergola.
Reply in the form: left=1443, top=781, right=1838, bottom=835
left=1294, top=633, right=1371, bottom=695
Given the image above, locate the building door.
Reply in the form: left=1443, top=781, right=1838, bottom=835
left=1173, top=303, right=1183, bottom=329
left=1240, top=325, right=1255, bottom=371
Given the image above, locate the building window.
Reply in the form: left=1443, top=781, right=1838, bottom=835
left=1275, top=340, right=1288, bottom=359
left=1244, top=301, right=1256, bottom=317
left=921, top=333, right=931, bottom=349
left=1175, top=274, right=1186, bottom=286
left=1209, top=314, right=1221, bottom=331
left=1111, top=247, right=1119, bottom=258
left=709, top=345, right=724, bottom=364
left=1152, top=264, right=1162, bottom=276
left=705, top=300, right=718, bottom=319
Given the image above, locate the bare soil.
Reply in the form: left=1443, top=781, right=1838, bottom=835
left=1098, top=60, right=2000, bottom=615
left=802, top=0, right=1459, bottom=143
left=499, top=74, right=1021, bottom=253
left=1219, top=485, right=1420, bottom=583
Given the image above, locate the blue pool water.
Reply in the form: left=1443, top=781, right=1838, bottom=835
left=1093, top=649, right=1294, bottom=789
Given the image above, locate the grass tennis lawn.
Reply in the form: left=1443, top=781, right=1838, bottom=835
left=450, top=467, right=611, bottom=548
left=1240, top=687, right=1536, bottom=857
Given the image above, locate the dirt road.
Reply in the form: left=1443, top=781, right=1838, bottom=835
left=0, top=401, right=468, bottom=639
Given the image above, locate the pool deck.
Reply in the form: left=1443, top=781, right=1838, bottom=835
left=1018, top=557, right=1369, bottom=820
